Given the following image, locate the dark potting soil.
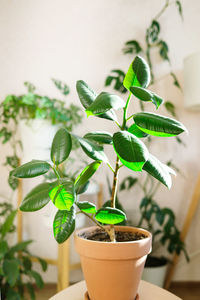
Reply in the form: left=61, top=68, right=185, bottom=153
left=145, top=256, right=168, bottom=267
left=79, top=228, right=147, bottom=242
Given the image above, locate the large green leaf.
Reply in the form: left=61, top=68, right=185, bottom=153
left=123, top=55, right=151, bottom=91
left=133, top=112, right=188, bottom=137
left=143, top=154, right=175, bottom=188
left=75, top=135, right=109, bottom=163
left=130, top=86, right=163, bottom=109
left=77, top=201, right=97, bottom=214
left=53, top=206, right=75, bottom=243
left=74, top=161, right=101, bottom=192
left=28, top=270, right=44, bottom=288
left=128, top=123, right=148, bottom=138
left=84, top=131, right=113, bottom=144
left=76, top=80, right=117, bottom=121
left=113, top=131, right=149, bottom=171
left=85, top=92, right=125, bottom=117
left=49, top=179, right=75, bottom=211
left=20, top=182, right=55, bottom=212
left=3, top=259, right=20, bottom=287
left=51, top=128, right=72, bottom=165
left=95, top=207, right=126, bottom=225
left=1, top=210, right=17, bottom=238
left=11, top=160, right=50, bottom=178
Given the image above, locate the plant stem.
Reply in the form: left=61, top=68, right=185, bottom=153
left=154, top=0, right=170, bottom=20
left=122, top=92, right=132, bottom=129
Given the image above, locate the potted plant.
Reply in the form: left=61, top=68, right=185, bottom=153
left=0, top=202, right=47, bottom=300
left=118, top=173, right=189, bottom=287
left=10, top=56, right=187, bottom=300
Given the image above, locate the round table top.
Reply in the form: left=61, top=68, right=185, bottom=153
left=50, top=280, right=182, bottom=300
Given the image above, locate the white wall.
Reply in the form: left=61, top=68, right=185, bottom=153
left=0, top=0, right=200, bottom=282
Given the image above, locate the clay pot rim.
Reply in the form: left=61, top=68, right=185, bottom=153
left=75, top=225, right=152, bottom=245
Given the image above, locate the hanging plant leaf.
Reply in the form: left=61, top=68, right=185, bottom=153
left=128, top=123, right=148, bottom=138
left=20, top=182, right=55, bottom=212
left=105, top=69, right=127, bottom=94
left=76, top=80, right=117, bottom=121
left=49, top=179, right=75, bottom=211
left=158, top=41, right=169, bottom=61
left=84, top=131, right=113, bottom=144
left=164, top=101, right=176, bottom=117
left=53, top=206, right=75, bottom=243
left=170, top=72, right=182, bottom=90
left=77, top=201, right=97, bottom=214
left=133, top=112, right=188, bottom=137
left=85, top=92, right=125, bottom=117
left=176, top=1, right=183, bottom=20
left=143, top=154, right=175, bottom=188
left=130, top=86, right=163, bottom=109
left=95, top=207, right=126, bottom=225
left=119, top=176, right=138, bottom=191
left=75, top=135, right=109, bottom=163
left=113, top=131, right=149, bottom=171
left=147, top=20, right=160, bottom=43
left=51, top=128, right=72, bottom=165
left=52, top=78, right=70, bottom=96
left=10, top=160, right=51, bottom=178
left=123, top=40, right=143, bottom=55
left=123, top=55, right=151, bottom=91
left=75, top=161, right=101, bottom=192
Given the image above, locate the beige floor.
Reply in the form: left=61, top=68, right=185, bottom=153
left=34, top=283, right=200, bottom=300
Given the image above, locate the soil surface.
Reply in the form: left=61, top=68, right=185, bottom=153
left=79, top=228, right=147, bottom=242
left=145, top=256, right=168, bottom=267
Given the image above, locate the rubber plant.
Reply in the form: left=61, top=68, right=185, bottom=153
left=10, top=55, right=187, bottom=243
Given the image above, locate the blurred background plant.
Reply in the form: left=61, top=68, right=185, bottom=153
left=0, top=201, right=47, bottom=300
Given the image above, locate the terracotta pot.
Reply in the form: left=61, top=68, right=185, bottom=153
left=75, top=226, right=152, bottom=300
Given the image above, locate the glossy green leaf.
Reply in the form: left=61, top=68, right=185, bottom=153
left=130, top=86, right=163, bottom=109
left=128, top=123, right=148, bottom=138
left=85, top=92, right=125, bottom=117
left=113, top=131, right=149, bottom=171
left=51, top=128, right=72, bottom=165
left=76, top=80, right=117, bottom=121
left=11, top=160, right=50, bottom=178
left=53, top=206, right=75, bottom=243
left=143, top=154, right=175, bottom=188
left=84, top=131, right=113, bottom=144
left=95, top=207, right=126, bottom=225
left=75, top=136, right=109, bottom=163
left=49, top=180, right=75, bottom=211
left=123, top=55, right=151, bottom=91
left=133, top=112, right=188, bottom=137
left=20, top=182, right=54, bottom=212
left=77, top=201, right=97, bottom=214
left=75, top=161, right=101, bottom=192
left=3, top=259, right=20, bottom=287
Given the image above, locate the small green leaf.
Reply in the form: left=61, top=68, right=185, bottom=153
left=77, top=201, right=97, bottom=214
left=120, top=176, right=138, bottom=191
left=76, top=80, right=117, bottom=121
left=75, top=136, right=109, bottom=163
left=49, top=180, right=75, bottom=211
left=20, top=182, right=54, bottom=212
left=170, top=72, right=182, bottom=90
left=130, top=86, right=163, bottom=109
left=85, top=92, right=125, bottom=117
left=11, top=160, right=50, bottom=178
left=123, top=40, right=143, bottom=55
left=37, top=258, right=48, bottom=272
left=128, top=123, right=148, bottom=138
left=9, top=240, right=32, bottom=254
left=0, top=241, right=8, bottom=259
left=53, top=206, right=75, bottom=243
left=26, top=283, right=35, bottom=300
left=52, top=78, right=70, bottom=96
left=147, top=20, right=160, bottom=43
left=84, top=131, right=113, bottom=144
left=51, top=128, right=72, bottom=165
left=158, top=41, right=169, bottom=61
left=165, top=101, right=176, bottom=117
left=7, top=290, right=21, bottom=300
left=75, top=161, right=101, bottom=192
left=3, top=259, right=20, bottom=287
left=105, top=70, right=127, bottom=94
left=133, top=112, right=188, bottom=137
left=28, top=270, right=44, bottom=288
left=143, top=154, right=175, bottom=188
left=123, top=56, right=151, bottom=91
left=95, top=207, right=126, bottom=225
left=113, top=131, right=149, bottom=171
left=76, top=181, right=90, bottom=194
left=176, top=1, right=183, bottom=20
left=1, top=210, right=17, bottom=238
